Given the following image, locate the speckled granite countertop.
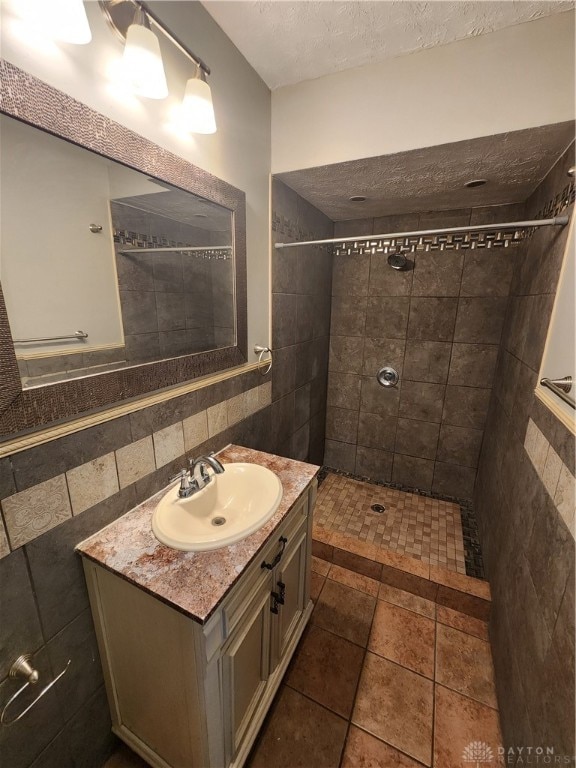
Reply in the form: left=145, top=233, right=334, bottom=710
left=76, top=445, right=319, bottom=625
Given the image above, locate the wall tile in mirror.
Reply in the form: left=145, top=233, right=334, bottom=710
left=1, top=114, right=235, bottom=389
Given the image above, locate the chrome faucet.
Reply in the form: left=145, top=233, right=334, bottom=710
left=190, top=454, right=225, bottom=491
left=170, top=454, right=225, bottom=498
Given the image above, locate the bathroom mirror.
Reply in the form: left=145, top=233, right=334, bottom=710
left=0, top=60, right=247, bottom=437
left=1, top=115, right=235, bottom=387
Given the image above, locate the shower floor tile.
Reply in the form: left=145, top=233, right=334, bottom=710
left=314, top=471, right=467, bottom=575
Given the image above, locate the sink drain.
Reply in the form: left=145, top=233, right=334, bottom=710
left=212, top=516, right=226, bottom=527
left=370, top=504, right=386, bottom=514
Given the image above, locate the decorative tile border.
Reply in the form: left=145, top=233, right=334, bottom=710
left=273, top=179, right=575, bottom=260
left=1, top=474, right=72, bottom=549
left=0, top=382, right=272, bottom=554
left=524, top=418, right=575, bottom=537
left=333, top=228, right=526, bottom=258
left=537, top=178, right=575, bottom=220
left=114, top=228, right=232, bottom=260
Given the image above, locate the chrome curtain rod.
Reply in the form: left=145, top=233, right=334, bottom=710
left=274, top=216, right=570, bottom=249
left=120, top=246, right=232, bottom=255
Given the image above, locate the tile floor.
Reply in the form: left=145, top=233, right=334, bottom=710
left=104, top=556, right=501, bottom=768
left=247, top=556, right=503, bottom=768
left=315, top=471, right=468, bottom=575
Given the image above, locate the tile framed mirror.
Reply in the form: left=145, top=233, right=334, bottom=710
left=0, top=60, right=247, bottom=438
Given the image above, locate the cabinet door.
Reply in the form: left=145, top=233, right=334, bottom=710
left=274, top=520, right=308, bottom=665
left=221, top=572, right=274, bottom=761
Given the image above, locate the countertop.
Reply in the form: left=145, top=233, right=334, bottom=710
left=76, top=445, right=319, bottom=625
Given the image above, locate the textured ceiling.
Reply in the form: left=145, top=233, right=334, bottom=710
left=201, top=1, right=573, bottom=89
left=275, top=122, right=575, bottom=220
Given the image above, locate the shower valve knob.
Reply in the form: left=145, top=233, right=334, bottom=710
left=376, top=366, right=399, bottom=388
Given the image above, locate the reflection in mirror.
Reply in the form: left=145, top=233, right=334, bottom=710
left=0, top=114, right=235, bottom=389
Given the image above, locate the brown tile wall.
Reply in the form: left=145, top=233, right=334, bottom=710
left=113, top=201, right=234, bottom=364
left=474, top=143, right=575, bottom=757
left=271, top=178, right=333, bottom=464
left=0, top=177, right=329, bottom=768
left=325, top=203, right=524, bottom=499
left=0, top=366, right=283, bottom=767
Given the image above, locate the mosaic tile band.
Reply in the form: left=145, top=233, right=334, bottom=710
left=273, top=179, right=575, bottom=258
left=114, top=229, right=232, bottom=260
left=333, top=228, right=525, bottom=257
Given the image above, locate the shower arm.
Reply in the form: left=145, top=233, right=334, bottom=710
left=274, top=215, right=570, bottom=249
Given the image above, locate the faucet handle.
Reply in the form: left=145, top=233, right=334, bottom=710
left=188, top=457, right=210, bottom=484
left=170, top=468, right=193, bottom=496
left=170, top=468, right=188, bottom=483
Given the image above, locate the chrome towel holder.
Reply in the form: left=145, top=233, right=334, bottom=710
left=540, top=376, right=575, bottom=410
left=13, top=331, right=88, bottom=344
left=1, top=654, right=71, bottom=727
left=254, top=345, right=272, bottom=375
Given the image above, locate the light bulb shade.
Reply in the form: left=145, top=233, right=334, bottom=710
left=181, top=76, right=217, bottom=134
left=22, top=0, right=92, bottom=44
left=122, top=23, right=168, bottom=100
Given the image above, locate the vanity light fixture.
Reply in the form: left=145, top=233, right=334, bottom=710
left=122, top=7, right=168, bottom=99
left=180, top=66, right=217, bottom=134
left=99, top=0, right=216, bottom=132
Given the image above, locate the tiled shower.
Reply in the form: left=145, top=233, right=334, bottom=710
left=271, top=138, right=575, bottom=759
left=325, top=203, right=523, bottom=500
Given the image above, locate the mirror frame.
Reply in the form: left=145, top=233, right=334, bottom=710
left=0, top=60, right=247, bottom=438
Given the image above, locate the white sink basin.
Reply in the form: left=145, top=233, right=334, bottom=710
left=152, top=463, right=283, bottom=551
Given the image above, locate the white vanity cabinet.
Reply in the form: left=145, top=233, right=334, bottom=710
left=82, top=480, right=316, bottom=768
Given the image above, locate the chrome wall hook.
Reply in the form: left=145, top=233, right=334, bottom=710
left=1, top=654, right=71, bottom=727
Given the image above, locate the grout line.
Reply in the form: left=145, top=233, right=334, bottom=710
left=362, top=643, right=437, bottom=686
left=430, top=610, right=438, bottom=766
left=282, top=681, right=350, bottom=724
left=22, top=545, right=51, bottom=651
left=434, top=681, right=500, bottom=713
left=348, top=725, right=430, bottom=767
left=356, top=648, right=440, bottom=688
left=337, top=566, right=375, bottom=768
left=435, top=614, right=489, bottom=641
left=376, top=590, right=436, bottom=621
